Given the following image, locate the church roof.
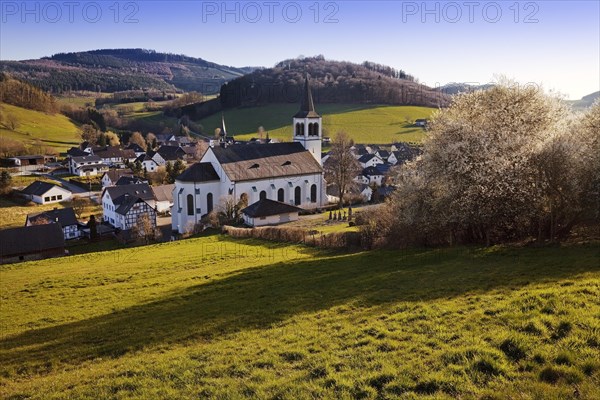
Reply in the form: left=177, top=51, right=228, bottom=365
left=176, top=162, right=220, bottom=183
left=294, top=75, right=320, bottom=118
left=211, top=142, right=322, bottom=182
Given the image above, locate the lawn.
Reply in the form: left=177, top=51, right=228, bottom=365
left=0, top=196, right=101, bottom=229
left=0, top=235, right=598, bottom=399
left=197, top=104, right=436, bottom=144
left=0, top=103, right=81, bottom=152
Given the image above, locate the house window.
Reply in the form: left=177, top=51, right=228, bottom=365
left=259, top=190, right=267, bottom=201
left=310, top=184, right=317, bottom=203
left=57, top=195, right=63, bottom=200
left=277, top=188, right=285, bottom=202
left=187, top=194, right=194, bottom=216
left=44, top=197, right=50, bottom=202
left=207, top=193, right=213, bottom=213
left=294, top=186, right=301, bottom=206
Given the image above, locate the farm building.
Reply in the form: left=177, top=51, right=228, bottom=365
left=241, top=199, right=303, bottom=227
left=21, top=181, right=72, bottom=204
left=0, top=224, right=65, bottom=264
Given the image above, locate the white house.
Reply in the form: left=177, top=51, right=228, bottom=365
left=93, top=146, right=137, bottom=167
left=26, top=207, right=81, bottom=240
left=102, top=183, right=156, bottom=229
left=101, top=169, right=134, bottom=187
left=356, top=166, right=385, bottom=186
left=172, top=76, right=326, bottom=234
left=358, top=154, right=384, bottom=169
left=21, top=181, right=72, bottom=204
left=69, top=155, right=109, bottom=176
left=136, top=153, right=160, bottom=172
left=241, top=199, right=302, bottom=227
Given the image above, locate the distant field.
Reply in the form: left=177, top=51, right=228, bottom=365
left=197, top=104, right=436, bottom=144
left=0, top=103, right=80, bottom=152
left=1, top=234, right=598, bottom=399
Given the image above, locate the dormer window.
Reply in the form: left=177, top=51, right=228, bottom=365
left=250, top=163, right=259, bottom=169
left=282, top=161, right=291, bottom=166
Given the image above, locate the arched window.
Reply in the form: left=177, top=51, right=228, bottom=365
left=295, top=123, right=301, bottom=136
left=187, top=194, right=194, bottom=216
left=308, top=123, right=313, bottom=136
left=313, top=123, right=319, bottom=136
left=300, top=123, right=305, bottom=136
left=310, top=184, right=317, bottom=203
left=294, top=186, right=301, bottom=206
left=259, top=190, right=267, bottom=200
left=277, top=188, right=285, bottom=202
left=207, top=193, right=213, bottom=213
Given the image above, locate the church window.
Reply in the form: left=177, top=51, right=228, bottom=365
left=310, top=184, right=317, bottom=203
left=277, top=188, right=285, bottom=202
left=187, top=194, right=194, bottom=216
left=260, top=190, right=267, bottom=200
left=294, top=186, right=301, bottom=206
left=207, top=193, right=213, bottom=213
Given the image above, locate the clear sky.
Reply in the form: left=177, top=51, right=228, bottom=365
left=1, top=0, right=598, bottom=99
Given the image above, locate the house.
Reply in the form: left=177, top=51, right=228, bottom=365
left=102, top=183, right=156, bottom=229
left=326, top=184, right=372, bottom=203
left=93, top=146, right=137, bottom=166
left=351, top=145, right=369, bottom=158
left=125, top=143, right=146, bottom=158
left=113, top=195, right=157, bottom=232
left=387, top=152, right=399, bottom=165
left=3, top=155, right=56, bottom=171
left=101, top=169, right=134, bottom=187
left=358, top=153, right=384, bottom=168
left=136, top=153, right=160, bottom=173
left=172, top=75, right=326, bottom=234
left=356, top=166, right=385, bottom=186
left=390, top=143, right=422, bottom=165
left=0, top=224, right=65, bottom=264
left=26, top=207, right=81, bottom=240
left=376, top=185, right=396, bottom=201
left=21, top=181, right=72, bottom=204
left=376, top=150, right=390, bottom=161
left=241, top=199, right=303, bottom=227
left=68, top=155, right=109, bottom=176
left=152, top=184, right=175, bottom=213
left=415, top=119, right=428, bottom=127
left=155, top=145, right=187, bottom=164
left=155, top=134, right=177, bottom=146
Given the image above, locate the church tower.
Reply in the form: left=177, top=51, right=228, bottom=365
left=293, top=75, right=322, bottom=164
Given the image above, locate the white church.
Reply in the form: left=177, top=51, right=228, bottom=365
left=171, top=76, right=327, bottom=234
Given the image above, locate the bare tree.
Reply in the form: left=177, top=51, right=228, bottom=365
left=129, top=131, right=147, bottom=151
left=324, top=131, right=361, bottom=208
left=5, top=113, right=19, bottom=130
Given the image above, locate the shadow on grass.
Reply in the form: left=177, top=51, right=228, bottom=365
left=1, top=244, right=598, bottom=374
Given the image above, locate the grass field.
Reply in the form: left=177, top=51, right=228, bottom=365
left=1, top=235, right=598, bottom=399
left=197, top=104, right=436, bottom=144
left=0, top=197, right=101, bottom=229
left=0, top=103, right=81, bottom=153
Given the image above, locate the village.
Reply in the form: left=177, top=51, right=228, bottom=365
left=0, top=78, right=424, bottom=264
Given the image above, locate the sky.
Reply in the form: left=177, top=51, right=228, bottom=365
left=1, top=0, right=598, bottom=99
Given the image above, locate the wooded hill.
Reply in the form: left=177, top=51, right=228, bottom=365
left=0, top=49, right=255, bottom=94
left=219, top=56, right=450, bottom=109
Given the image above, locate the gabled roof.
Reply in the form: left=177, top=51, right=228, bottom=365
left=0, top=224, right=64, bottom=257
left=125, top=143, right=145, bottom=153
left=71, top=155, right=102, bottom=163
left=294, top=75, right=320, bottom=118
left=102, top=169, right=133, bottom=183
left=358, top=153, right=380, bottom=163
left=93, top=146, right=136, bottom=159
left=375, top=163, right=392, bottom=175
left=176, top=162, right=220, bottom=183
left=104, top=183, right=155, bottom=204
left=27, top=207, right=78, bottom=227
left=22, top=181, right=68, bottom=196
left=210, top=143, right=322, bottom=182
left=152, top=184, right=174, bottom=202
left=242, top=199, right=303, bottom=218
left=67, top=147, right=88, bottom=157
left=377, top=150, right=390, bottom=159
left=362, top=166, right=383, bottom=177
left=156, top=145, right=185, bottom=161
left=115, top=176, right=146, bottom=186
left=114, top=196, right=153, bottom=216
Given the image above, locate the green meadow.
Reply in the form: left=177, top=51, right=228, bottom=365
left=1, top=234, right=598, bottom=399
left=0, top=103, right=81, bottom=153
left=197, top=104, right=436, bottom=144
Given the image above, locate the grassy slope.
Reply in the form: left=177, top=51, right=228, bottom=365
left=0, top=197, right=101, bottom=229
left=198, top=104, right=436, bottom=144
left=0, top=103, right=81, bottom=152
left=0, top=235, right=598, bottom=399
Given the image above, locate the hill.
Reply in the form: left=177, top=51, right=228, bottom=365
left=0, top=103, right=81, bottom=154
left=197, top=103, right=436, bottom=144
left=219, top=56, right=449, bottom=109
left=0, top=49, right=253, bottom=94
left=569, top=91, right=600, bottom=110
left=0, top=235, right=598, bottom=398
left=437, top=82, right=495, bottom=95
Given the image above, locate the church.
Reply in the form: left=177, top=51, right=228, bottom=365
left=171, top=77, right=327, bottom=234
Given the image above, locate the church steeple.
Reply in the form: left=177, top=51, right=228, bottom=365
left=293, top=74, right=322, bottom=164
left=294, top=74, right=320, bottom=118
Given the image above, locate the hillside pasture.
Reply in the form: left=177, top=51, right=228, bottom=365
left=197, top=104, right=436, bottom=144
left=0, top=235, right=598, bottom=399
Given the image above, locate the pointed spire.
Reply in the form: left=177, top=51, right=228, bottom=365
left=294, top=74, right=320, bottom=118
left=220, top=113, right=227, bottom=138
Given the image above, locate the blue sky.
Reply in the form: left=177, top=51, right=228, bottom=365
left=1, top=0, right=598, bottom=99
